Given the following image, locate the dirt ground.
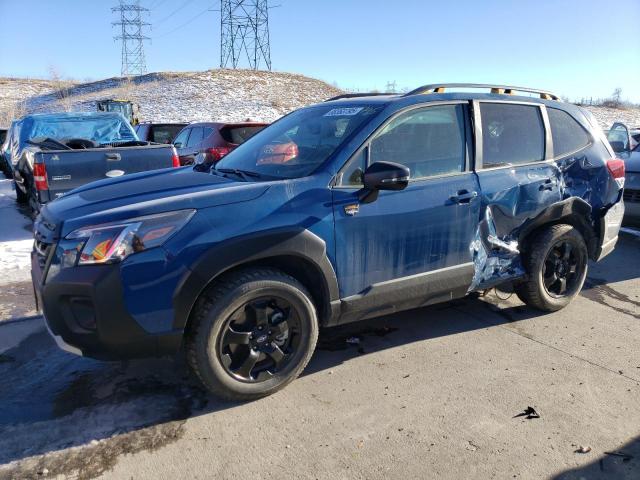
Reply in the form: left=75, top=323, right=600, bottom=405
left=0, top=230, right=638, bottom=480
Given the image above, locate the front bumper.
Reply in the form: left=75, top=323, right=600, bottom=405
left=31, top=249, right=183, bottom=360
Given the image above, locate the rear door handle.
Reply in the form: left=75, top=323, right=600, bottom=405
left=106, top=153, right=121, bottom=161
left=450, top=190, right=478, bottom=204
left=539, top=178, right=556, bottom=191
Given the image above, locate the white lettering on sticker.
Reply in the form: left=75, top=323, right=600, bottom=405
left=324, top=107, right=364, bottom=117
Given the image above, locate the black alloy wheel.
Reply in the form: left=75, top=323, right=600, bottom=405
left=218, top=297, right=301, bottom=382
left=542, top=239, right=584, bottom=298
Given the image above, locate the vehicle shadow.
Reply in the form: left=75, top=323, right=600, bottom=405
left=0, top=228, right=637, bottom=471
left=584, top=230, right=640, bottom=289
left=553, top=435, right=639, bottom=479
left=0, top=294, right=538, bottom=469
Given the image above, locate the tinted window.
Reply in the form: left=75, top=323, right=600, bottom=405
left=172, top=128, right=190, bottom=147
left=151, top=125, right=186, bottom=144
left=186, top=127, right=204, bottom=148
left=369, top=104, right=466, bottom=179
left=480, top=103, right=544, bottom=167
left=201, top=127, right=215, bottom=142
left=547, top=108, right=590, bottom=157
left=216, top=104, right=382, bottom=180
left=221, top=126, right=266, bottom=145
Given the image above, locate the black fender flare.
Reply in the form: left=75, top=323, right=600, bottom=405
left=517, top=197, right=598, bottom=257
left=172, top=228, right=340, bottom=330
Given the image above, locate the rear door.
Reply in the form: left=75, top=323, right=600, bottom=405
left=332, top=102, right=480, bottom=319
left=473, top=101, right=561, bottom=276
left=172, top=127, right=192, bottom=164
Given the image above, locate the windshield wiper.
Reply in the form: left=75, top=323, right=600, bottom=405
left=215, top=167, right=262, bottom=182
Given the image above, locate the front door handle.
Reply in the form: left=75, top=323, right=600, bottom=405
left=450, top=190, right=478, bottom=204
left=105, top=153, right=121, bottom=161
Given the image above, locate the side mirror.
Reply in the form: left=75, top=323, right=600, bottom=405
left=360, top=161, right=410, bottom=203
left=174, top=142, right=182, bottom=149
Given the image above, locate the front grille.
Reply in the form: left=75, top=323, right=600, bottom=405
left=623, top=189, right=640, bottom=203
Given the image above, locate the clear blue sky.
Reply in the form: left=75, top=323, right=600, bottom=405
left=0, top=0, right=638, bottom=102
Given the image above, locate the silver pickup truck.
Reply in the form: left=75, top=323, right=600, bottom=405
left=9, top=112, right=179, bottom=214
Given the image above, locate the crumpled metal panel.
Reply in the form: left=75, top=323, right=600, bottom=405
left=469, top=148, right=620, bottom=291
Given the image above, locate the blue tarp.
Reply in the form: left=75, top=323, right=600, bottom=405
left=20, top=112, right=138, bottom=145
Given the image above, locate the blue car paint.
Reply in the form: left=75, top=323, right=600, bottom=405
left=34, top=92, right=623, bottom=351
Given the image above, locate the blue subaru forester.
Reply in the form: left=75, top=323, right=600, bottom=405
left=32, top=84, right=625, bottom=400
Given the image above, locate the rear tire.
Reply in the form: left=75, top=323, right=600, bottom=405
left=515, top=224, right=588, bottom=312
left=186, top=268, right=318, bottom=401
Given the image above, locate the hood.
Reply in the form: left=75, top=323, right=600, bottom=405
left=42, top=167, right=270, bottom=236
left=620, top=150, right=640, bottom=173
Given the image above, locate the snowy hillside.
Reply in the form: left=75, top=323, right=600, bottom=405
left=2, top=70, right=639, bottom=130
left=0, top=70, right=342, bottom=126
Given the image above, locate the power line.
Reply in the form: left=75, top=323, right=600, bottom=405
left=154, top=0, right=198, bottom=25
left=112, top=0, right=150, bottom=76
left=153, top=4, right=215, bottom=38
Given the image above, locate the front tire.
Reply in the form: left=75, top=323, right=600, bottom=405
left=515, top=224, right=588, bottom=312
left=186, top=268, right=319, bottom=401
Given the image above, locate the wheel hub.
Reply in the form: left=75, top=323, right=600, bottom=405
left=219, top=297, right=298, bottom=382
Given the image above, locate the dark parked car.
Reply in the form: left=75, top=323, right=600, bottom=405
left=11, top=112, right=179, bottom=213
left=172, top=121, right=267, bottom=167
left=32, top=84, right=625, bottom=400
left=135, top=122, right=187, bottom=145
left=0, top=127, right=10, bottom=176
left=607, top=122, right=640, bottom=227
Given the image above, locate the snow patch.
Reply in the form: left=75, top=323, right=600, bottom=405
left=0, top=177, right=33, bottom=286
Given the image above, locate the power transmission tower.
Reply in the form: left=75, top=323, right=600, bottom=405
left=220, top=0, right=272, bottom=71
left=112, top=0, right=150, bottom=76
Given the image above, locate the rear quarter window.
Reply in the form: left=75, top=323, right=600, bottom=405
left=480, top=103, right=545, bottom=168
left=547, top=108, right=590, bottom=157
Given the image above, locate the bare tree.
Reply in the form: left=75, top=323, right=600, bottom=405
left=48, top=66, right=74, bottom=111
left=611, top=87, right=622, bottom=108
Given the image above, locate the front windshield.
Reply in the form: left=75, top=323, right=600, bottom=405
left=215, top=104, right=383, bottom=179
left=25, top=114, right=138, bottom=145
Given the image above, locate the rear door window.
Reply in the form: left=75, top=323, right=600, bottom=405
left=479, top=103, right=545, bottom=168
left=186, top=127, right=204, bottom=148
left=547, top=108, right=590, bottom=157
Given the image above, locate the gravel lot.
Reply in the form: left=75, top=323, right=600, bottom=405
left=0, top=218, right=638, bottom=479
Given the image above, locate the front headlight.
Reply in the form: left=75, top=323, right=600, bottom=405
left=62, top=209, right=195, bottom=266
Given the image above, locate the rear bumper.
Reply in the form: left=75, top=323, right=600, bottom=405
left=32, top=250, right=183, bottom=360
left=595, top=200, right=625, bottom=261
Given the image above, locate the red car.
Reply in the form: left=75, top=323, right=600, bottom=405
left=172, top=122, right=268, bottom=167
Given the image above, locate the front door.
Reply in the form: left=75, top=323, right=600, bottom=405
left=332, top=103, right=480, bottom=320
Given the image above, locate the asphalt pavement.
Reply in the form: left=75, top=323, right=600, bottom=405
left=0, top=231, right=639, bottom=480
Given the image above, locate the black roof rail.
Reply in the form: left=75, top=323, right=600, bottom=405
left=325, top=92, right=396, bottom=102
left=403, top=83, right=561, bottom=101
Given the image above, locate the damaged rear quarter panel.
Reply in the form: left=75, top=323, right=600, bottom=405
left=470, top=142, right=621, bottom=291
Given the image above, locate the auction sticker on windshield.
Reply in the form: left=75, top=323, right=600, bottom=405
left=324, top=107, right=364, bottom=117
